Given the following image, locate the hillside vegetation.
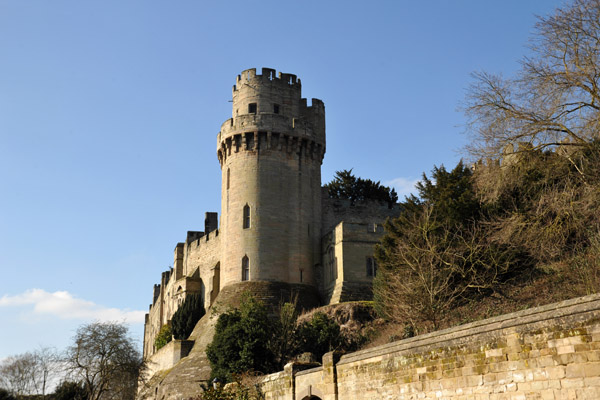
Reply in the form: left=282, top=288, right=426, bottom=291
left=374, top=0, right=600, bottom=337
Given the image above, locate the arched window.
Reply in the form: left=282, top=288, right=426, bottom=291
left=243, top=204, right=250, bottom=229
left=241, top=256, right=249, bottom=281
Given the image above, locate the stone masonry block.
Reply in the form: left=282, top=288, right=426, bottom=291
left=583, top=361, right=600, bottom=377
left=557, top=346, right=575, bottom=355
left=565, top=363, right=585, bottom=378
left=540, top=389, right=555, bottom=400
left=560, top=378, right=585, bottom=388
left=487, top=348, right=504, bottom=358
left=547, top=366, right=566, bottom=380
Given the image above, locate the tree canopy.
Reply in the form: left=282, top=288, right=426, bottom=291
left=403, top=161, right=479, bottom=225
left=465, top=0, right=600, bottom=176
left=64, top=322, right=144, bottom=400
left=0, top=347, right=58, bottom=399
left=325, top=169, right=398, bottom=206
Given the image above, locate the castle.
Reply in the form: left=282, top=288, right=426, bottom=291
left=142, top=68, right=399, bottom=359
left=138, top=68, right=600, bottom=400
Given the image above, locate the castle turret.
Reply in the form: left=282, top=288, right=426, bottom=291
left=217, top=68, right=325, bottom=287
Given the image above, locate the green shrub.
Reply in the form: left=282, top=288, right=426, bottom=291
left=172, top=294, right=205, bottom=340
left=297, top=312, right=342, bottom=359
left=52, top=381, right=88, bottom=400
left=154, top=324, right=172, bottom=350
left=206, top=294, right=274, bottom=381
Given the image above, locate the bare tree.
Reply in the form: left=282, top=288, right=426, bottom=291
left=64, top=322, right=144, bottom=400
left=0, top=347, right=59, bottom=399
left=32, top=347, right=59, bottom=399
left=0, top=353, right=37, bottom=397
left=374, top=207, right=517, bottom=332
left=465, top=0, right=600, bottom=176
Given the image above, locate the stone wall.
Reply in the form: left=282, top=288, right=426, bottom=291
left=257, top=293, right=600, bottom=400
left=320, top=220, right=388, bottom=304
left=143, top=224, right=221, bottom=359
left=320, top=195, right=400, bottom=235
left=138, top=281, right=322, bottom=400
left=144, top=340, right=194, bottom=380
left=184, top=228, right=222, bottom=308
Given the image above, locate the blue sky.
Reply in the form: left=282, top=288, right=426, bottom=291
left=0, top=0, right=565, bottom=360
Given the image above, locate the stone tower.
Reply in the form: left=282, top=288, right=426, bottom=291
left=216, top=68, right=325, bottom=288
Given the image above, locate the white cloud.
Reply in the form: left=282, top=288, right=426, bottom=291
left=385, top=176, right=420, bottom=199
left=0, top=289, right=145, bottom=324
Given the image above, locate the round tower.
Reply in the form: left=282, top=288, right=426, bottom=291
left=217, top=68, right=325, bottom=288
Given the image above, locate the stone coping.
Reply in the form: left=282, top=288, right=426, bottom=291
left=338, top=293, right=600, bottom=366
left=295, top=366, right=322, bottom=377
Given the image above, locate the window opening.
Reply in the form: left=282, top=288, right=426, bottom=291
left=300, top=269, right=304, bottom=283
left=242, top=256, right=249, bottom=281
left=226, top=168, right=230, bottom=189
left=273, top=104, right=280, bottom=114
left=327, top=247, right=335, bottom=281
left=366, top=257, right=377, bottom=277
left=248, top=103, right=257, bottom=114
left=243, top=204, right=250, bottom=229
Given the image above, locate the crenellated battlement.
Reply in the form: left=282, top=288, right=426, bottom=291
left=300, top=97, right=325, bottom=112
left=218, top=68, right=325, bottom=168
left=234, top=68, right=301, bottom=92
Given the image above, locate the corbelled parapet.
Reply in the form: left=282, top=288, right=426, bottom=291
left=217, top=68, right=325, bottom=166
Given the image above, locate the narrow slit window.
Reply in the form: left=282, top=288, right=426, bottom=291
left=243, top=204, right=250, bottom=229
left=242, top=256, right=249, bottom=281
left=226, top=168, right=230, bottom=189
left=366, top=257, right=377, bottom=277
left=273, top=104, right=280, bottom=114
left=248, top=103, right=257, bottom=114
left=300, top=269, right=304, bottom=283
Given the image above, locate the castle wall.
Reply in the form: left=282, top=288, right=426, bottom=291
left=321, top=221, right=385, bottom=304
left=144, top=339, right=194, bottom=381
left=143, top=269, right=172, bottom=358
left=144, top=292, right=162, bottom=358
left=320, top=198, right=400, bottom=303
left=183, top=229, right=222, bottom=308
left=143, top=231, right=221, bottom=359
left=256, top=293, right=600, bottom=400
left=321, top=194, right=400, bottom=234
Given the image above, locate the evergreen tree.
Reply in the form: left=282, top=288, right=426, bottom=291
left=374, top=161, right=523, bottom=331
left=325, top=169, right=398, bottom=206
left=171, top=294, right=205, bottom=340
left=403, top=160, right=479, bottom=226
